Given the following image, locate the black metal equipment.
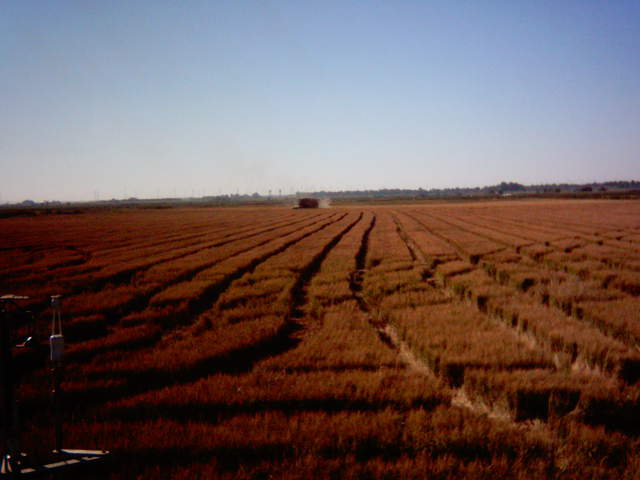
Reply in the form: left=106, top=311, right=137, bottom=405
left=1, top=295, right=32, bottom=476
left=0, top=295, right=109, bottom=478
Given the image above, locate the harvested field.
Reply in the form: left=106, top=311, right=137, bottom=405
left=3, top=199, right=640, bottom=478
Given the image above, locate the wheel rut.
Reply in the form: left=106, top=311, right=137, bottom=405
left=287, top=213, right=364, bottom=326
left=374, top=214, right=558, bottom=433
left=64, top=214, right=349, bottom=364
left=78, top=212, right=366, bottom=406
left=14, top=213, right=333, bottom=317
left=349, top=213, right=440, bottom=377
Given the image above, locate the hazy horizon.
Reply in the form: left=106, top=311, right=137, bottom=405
left=2, top=1, right=639, bottom=203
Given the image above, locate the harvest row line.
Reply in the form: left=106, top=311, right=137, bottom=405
left=379, top=210, right=639, bottom=430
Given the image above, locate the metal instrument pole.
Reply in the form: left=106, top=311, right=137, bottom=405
left=50, top=295, right=64, bottom=453
left=51, top=365, right=62, bottom=453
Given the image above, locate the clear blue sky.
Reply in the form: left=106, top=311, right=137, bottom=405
left=1, top=1, right=639, bottom=202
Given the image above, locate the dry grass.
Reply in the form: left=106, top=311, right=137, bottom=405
left=390, top=302, right=553, bottom=386
left=5, top=200, right=640, bottom=478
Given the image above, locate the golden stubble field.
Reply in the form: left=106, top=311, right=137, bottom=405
left=2, top=199, right=640, bottom=479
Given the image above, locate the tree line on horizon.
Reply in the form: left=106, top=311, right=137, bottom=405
left=305, top=180, right=640, bottom=199
left=4, top=180, right=640, bottom=209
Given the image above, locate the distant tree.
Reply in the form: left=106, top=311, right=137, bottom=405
left=498, top=182, right=526, bottom=192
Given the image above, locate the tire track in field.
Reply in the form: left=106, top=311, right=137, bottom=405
left=349, top=213, right=377, bottom=310
left=66, top=213, right=349, bottom=362
left=287, top=212, right=364, bottom=325
left=393, top=211, right=502, bottom=281
left=469, top=212, right=640, bottom=256
left=448, top=214, right=640, bottom=344
left=396, top=210, right=503, bottom=263
left=395, top=214, right=638, bottom=388
left=380, top=214, right=456, bottom=367
left=46, top=214, right=359, bottom=410
left=169, top=211, right=367, bottom=377
left=392, top=213, right=553, bottom=354
left=188, top=213, right=353, bottom=322
left=606, top=230, right=640, bottom=246
left=386, top=214, right=566, bottom=427
left=348, top=213, right=399, bottom=348
left=483, top=259, right=640, bottom=351
left=106, top=394, right=443, bottom=426
left=125, top=213, right=342, bottom=321
left=390, top=214, right=431, bottom=266
left=5, top=216, right=303, bottom=302
left=469, top=212, right=588, bottom=241
left=77, top=212, right=330, bottom=292
left=5, top=222, right=237, bottom=281
left=24, top=213, right=321, bottom=289
left=110, top=212, right=364, bottom=382
left=447, top=213, right=639, bottom=294
left=411, top=209, right=516, bottom=256
left=17, top=213, right=332, bottom=317
left=96, top=227, right=228, bottom=258
left=131, top=210, right=366, bottom=399
left=349, top=213, right=442, bottom=378
left=391, top=214, right=417, bottom=261
left=478, top=210, right=640, bottom=252
left=394, top=210, right=489, bottom=265
left=438, top=212, right=597, bottom=264
left=441, top=213, right=554, bottom=249
left=477, top=207, right=619, bottom=234
left=100, top=212, right=301, bottom=253
left=0, top=245, right=93, bottom=279
left=146, top=212, right=363, bottom=375
left=388, top=213, right=447, bottom=283
left=516, top=212, right=624, bottom=234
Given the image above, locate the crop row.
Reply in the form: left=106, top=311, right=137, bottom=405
left=6, top=202, right=640, bottom=479
left=379, top=209, right=640, bottom=429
